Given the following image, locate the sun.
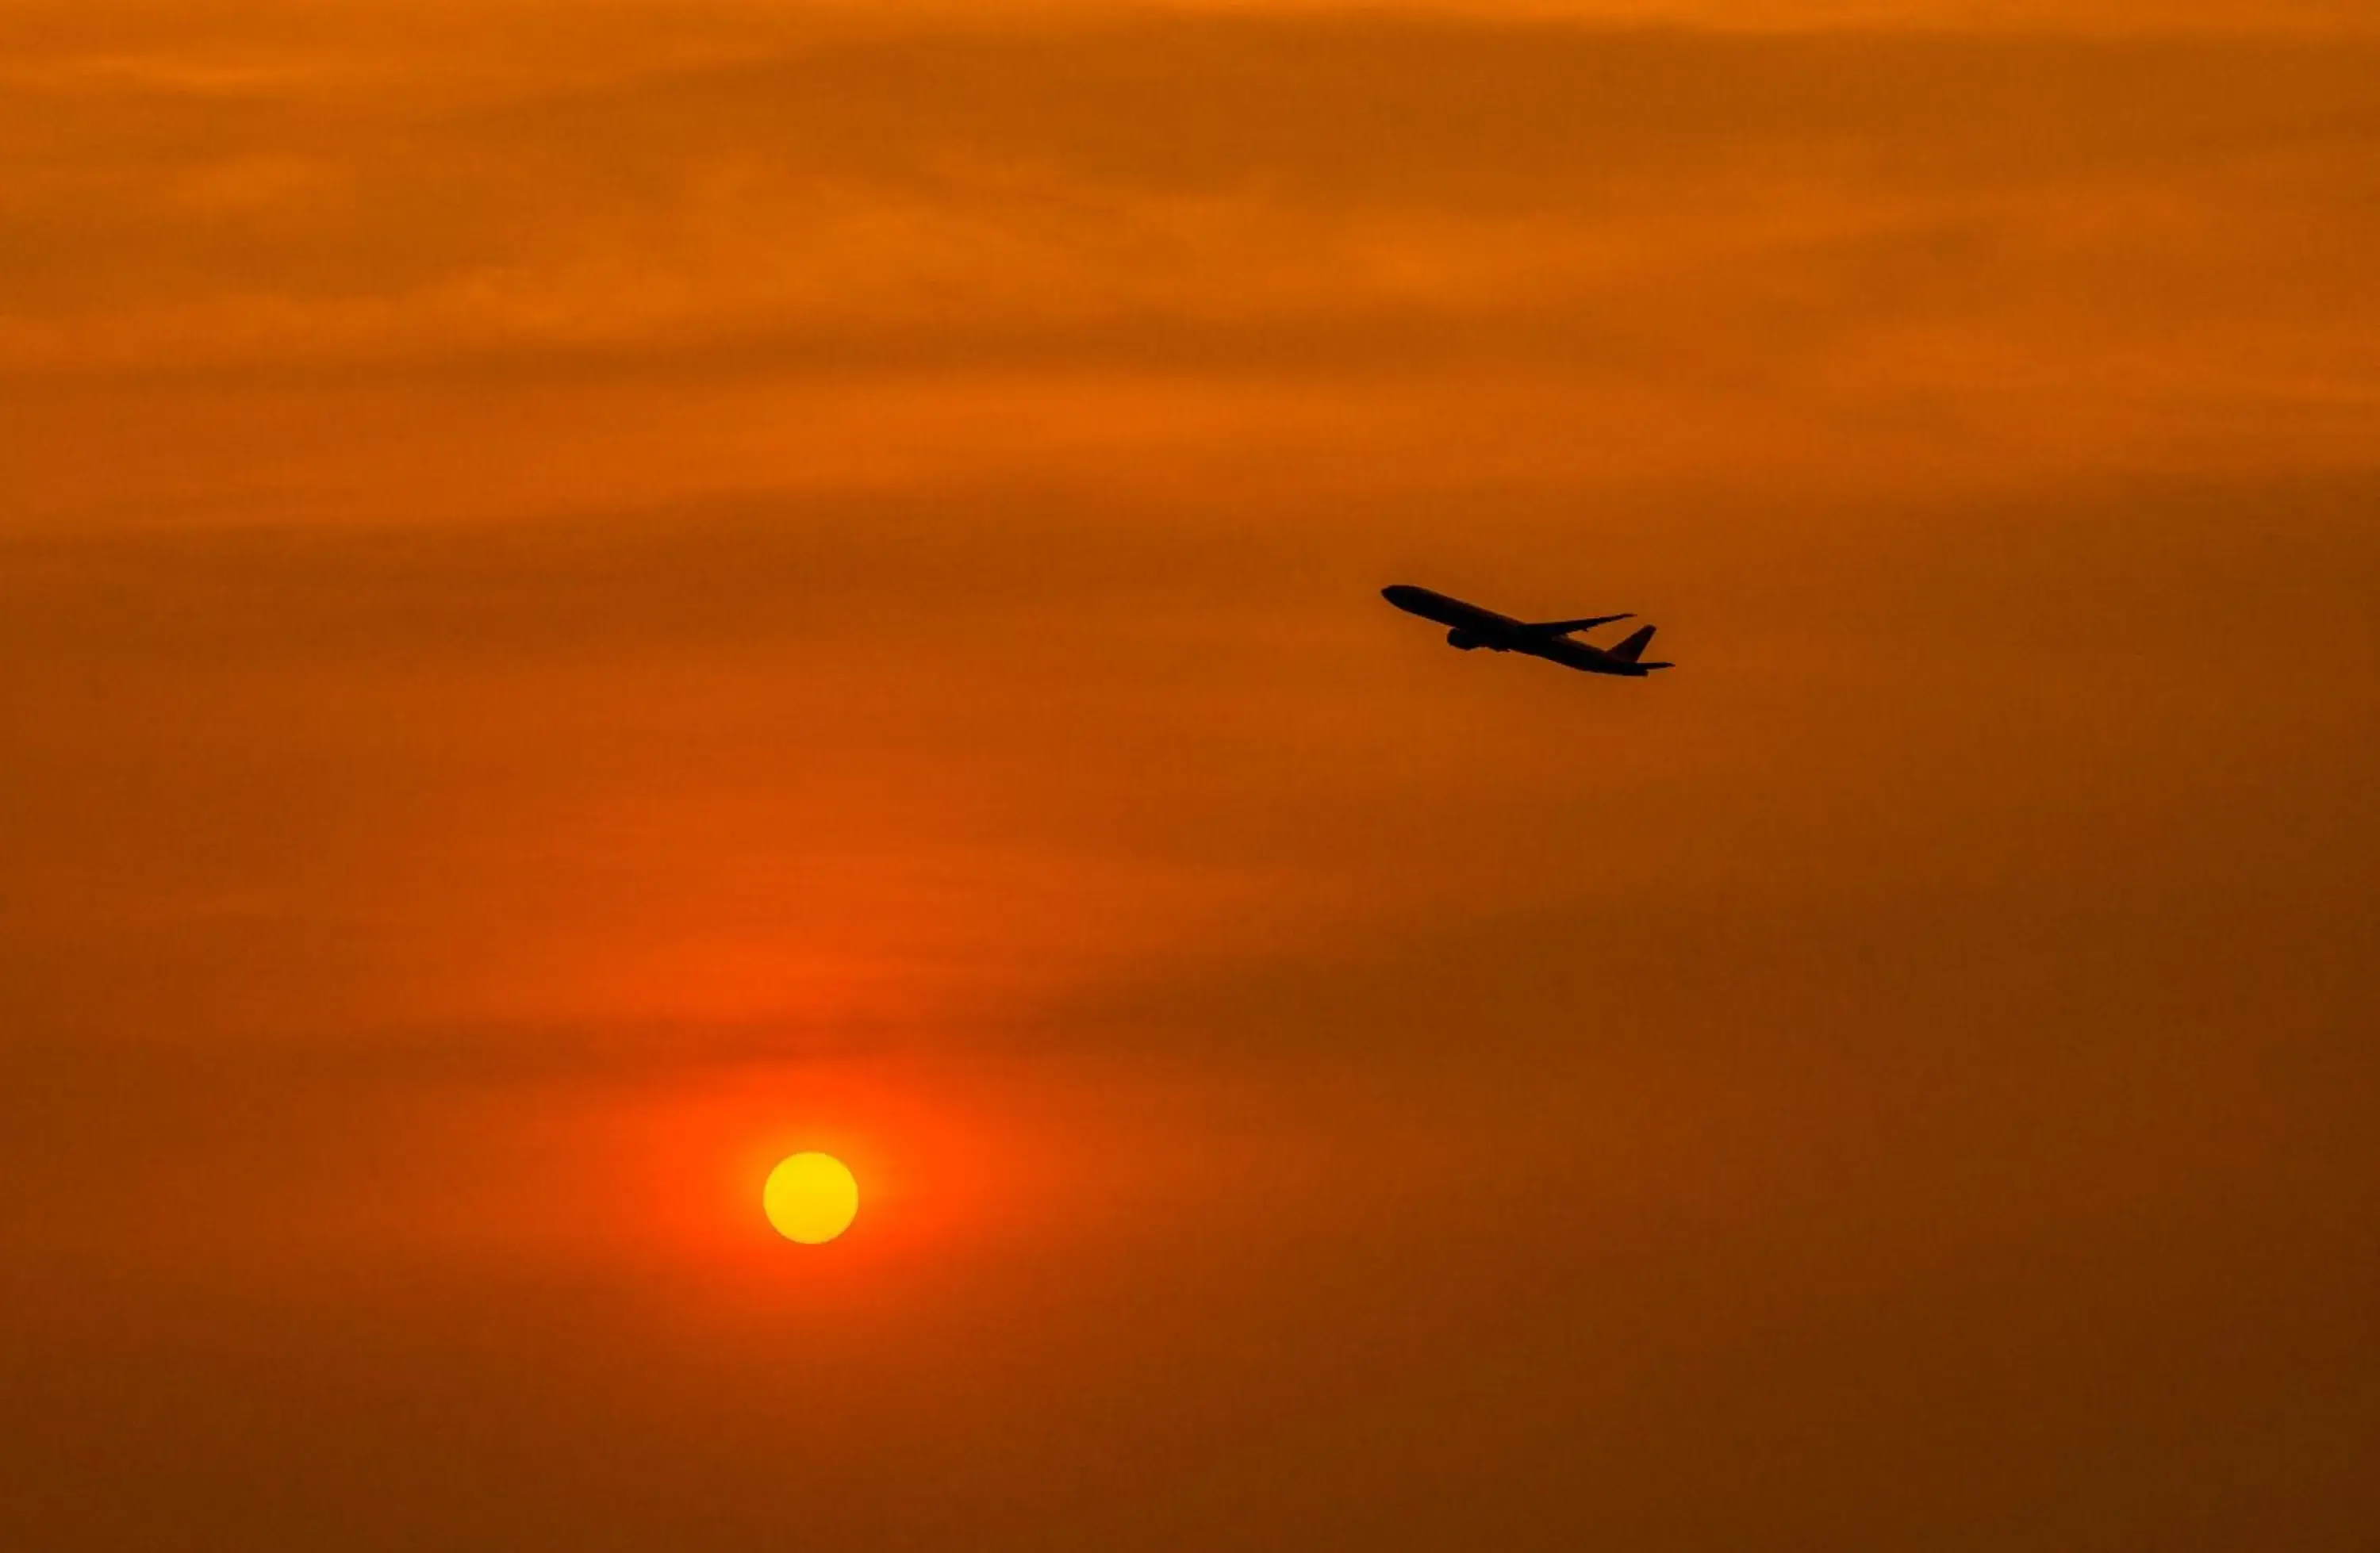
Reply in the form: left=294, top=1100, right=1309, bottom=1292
left=763, top=1152, right=859, bottom=1244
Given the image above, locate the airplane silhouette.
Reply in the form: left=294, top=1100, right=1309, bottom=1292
left=1381, top=585, right=1672, bottom=677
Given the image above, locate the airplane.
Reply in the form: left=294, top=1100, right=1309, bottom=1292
left=1380, top=584, right=1672, bottom=677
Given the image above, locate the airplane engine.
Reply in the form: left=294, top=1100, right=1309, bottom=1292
left=1445, top=628, right=1482, bottom=650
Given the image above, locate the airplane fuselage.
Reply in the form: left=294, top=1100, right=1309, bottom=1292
left=1380, top=585, right=1666, bottom=677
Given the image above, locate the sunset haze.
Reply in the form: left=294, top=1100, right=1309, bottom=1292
left=5, top=1, right=2378, bottom=1546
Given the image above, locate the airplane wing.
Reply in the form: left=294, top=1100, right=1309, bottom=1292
left=1518, top=613, right=1631, bottom=636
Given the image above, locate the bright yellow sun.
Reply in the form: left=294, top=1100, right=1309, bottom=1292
left=763, top=1152, right=859, bottom=1244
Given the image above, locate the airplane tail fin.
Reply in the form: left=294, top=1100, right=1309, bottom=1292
left=1608, top=624, right=1657, bottom=663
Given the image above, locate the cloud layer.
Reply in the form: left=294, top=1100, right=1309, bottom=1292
left=6, top=6, right=2378, bottom=1550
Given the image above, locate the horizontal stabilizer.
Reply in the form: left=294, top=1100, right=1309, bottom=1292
left=1521, top=612, right=1631, bottom=636
left=1608, top=624, right=1657, bottom=662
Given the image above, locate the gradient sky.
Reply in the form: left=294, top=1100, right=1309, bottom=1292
left=6, top=2, right=2378, bottom=1547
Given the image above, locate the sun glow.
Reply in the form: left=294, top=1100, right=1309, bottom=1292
left=763, top=1152, right=859, bottom=1244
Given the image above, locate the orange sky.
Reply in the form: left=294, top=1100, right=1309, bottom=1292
left=5, top=2, right=2378, bottom=1547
